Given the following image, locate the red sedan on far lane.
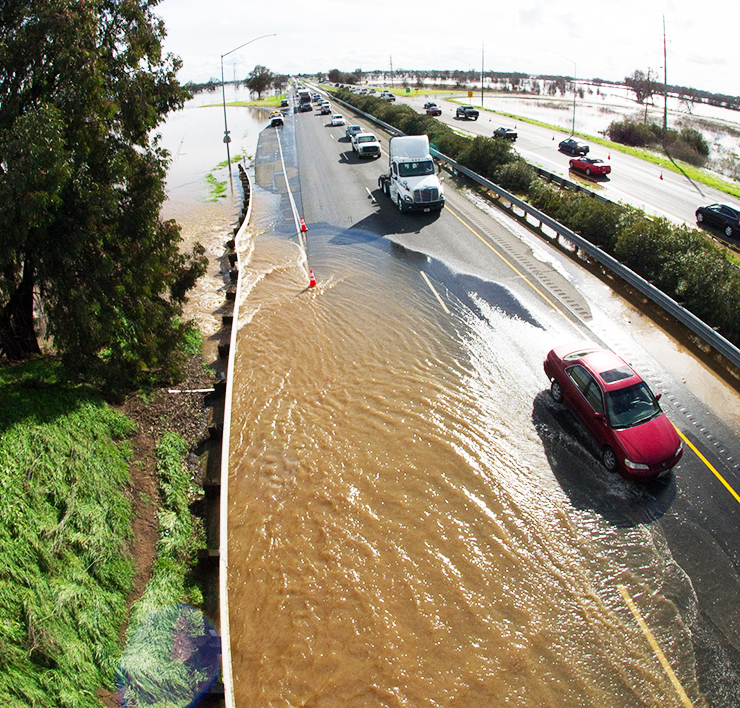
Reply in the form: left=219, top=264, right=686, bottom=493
left=569, top=156, right=611, bottom=177
left=544, top=342, right=683, bottom=480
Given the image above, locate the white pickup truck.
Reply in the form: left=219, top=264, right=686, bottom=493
left=352, top=132, right=382, bottom=159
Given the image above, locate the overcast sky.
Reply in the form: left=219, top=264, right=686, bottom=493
left=155, top=0, right=740, bottom=97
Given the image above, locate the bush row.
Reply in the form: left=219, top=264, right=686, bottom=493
left=605, top=118, right=709, bottom=166
left=337, top=90, right=740, bottom=347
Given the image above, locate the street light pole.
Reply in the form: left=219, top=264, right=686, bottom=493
left=220, top=33, right=277, bottom=174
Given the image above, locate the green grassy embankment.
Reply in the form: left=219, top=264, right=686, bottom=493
left=0, top=353, right=210, bottom=707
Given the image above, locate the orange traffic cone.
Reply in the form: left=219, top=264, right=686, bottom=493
left=300, top=217, right=307, bottom=232
left=308, top=269, right=317, bottom=288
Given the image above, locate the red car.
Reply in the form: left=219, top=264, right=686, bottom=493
left=569, top=156, right=611, bottom=176
left=425, top=103, right=442, bottom=116
left=543, top=342, right=683, bottom=479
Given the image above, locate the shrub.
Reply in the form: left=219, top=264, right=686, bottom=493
left=494, top=159, right=537, bottom=194
left=458, top=135, right=517, bottom=181
left=606, top=119, right=655, bottom=147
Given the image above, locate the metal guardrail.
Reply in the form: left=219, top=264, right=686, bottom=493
left=330, top=94, right=740, bottom=371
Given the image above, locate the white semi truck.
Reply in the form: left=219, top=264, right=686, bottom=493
left=377, top=135, right=445, bottom=213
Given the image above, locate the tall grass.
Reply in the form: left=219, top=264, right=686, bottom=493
left=0, top=359, right=136, bottom=707
left=117, top=432, right=213, bottom=707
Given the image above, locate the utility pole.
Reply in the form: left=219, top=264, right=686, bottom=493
left=663, top=15, right=668, bottom=138
left=481, top=43, right=484, bottom=107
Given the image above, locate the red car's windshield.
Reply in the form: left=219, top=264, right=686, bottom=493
left=605, top=382, right=661, bottom=429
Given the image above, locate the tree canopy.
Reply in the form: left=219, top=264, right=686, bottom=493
left=245, top=65, right=274, bottom=98
left=0, top=0, right=207, bottom=388
left=625, top=69, right=658, bottom=104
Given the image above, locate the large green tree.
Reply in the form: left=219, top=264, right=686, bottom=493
left=0, top=0, right=207, bottom=387
left=245, top=64, right=274, bottom=98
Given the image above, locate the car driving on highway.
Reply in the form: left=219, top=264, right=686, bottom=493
left=425, top=103, right=442, bottom=116
left=493, top=127, right=517, bottom=141
left=695, top=203, right=740, bottom=238
left=569, top=156, right=611, bottom=176
left=559, top=138, right=589, bottom=155
left=346, top=124, right=363, bottom=140
left=544, top=342, right=683, bottom=479
left=331, top=114, right=345, bottom=126
left=455, top=105, right=479, bottom=120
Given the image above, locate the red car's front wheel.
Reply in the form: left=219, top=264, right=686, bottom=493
left=602, top=446, right=618, bottom=473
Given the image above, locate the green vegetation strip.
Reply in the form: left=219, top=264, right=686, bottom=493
left=201, top=93, right=285, bottom=109
left=205, top=173, right=226, bottom=201
left=0, top=360, right=136, bottom=708
left=117, top=432, right=209, bottom=706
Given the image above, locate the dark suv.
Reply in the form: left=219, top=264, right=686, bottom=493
left=456, top=105, right=479, bottom=120
left=696, top=203, right=740, bottom=238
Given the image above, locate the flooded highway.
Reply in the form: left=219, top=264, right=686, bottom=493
left=160, top=90, right=740, bottom=707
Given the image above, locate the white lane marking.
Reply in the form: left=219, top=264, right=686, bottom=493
left=420, top=271, right=450, bottom=315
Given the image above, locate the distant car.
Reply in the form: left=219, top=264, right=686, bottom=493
left=425, top=103, right=442, bottom=116
left=456, top=105, right=479, bottom=120
left=346, top=124, right=363, bottom=140
left=544, top=342, right=683, bottom=479
left=269, top=111, right=284, bottom=127
left=320, top=105, right=331, bottom=115
left=559, top=138, right=590, bottom=155
left=280, top=99, right=289, bottom=107
left=695, top=203, right=740, bottom=238
left=423, top=101, right=437, bottom=110
left=493, top=127, right=517, bottom=141
left=299, top=103, right=312, bottom=112
left=569, top=156, right=611, bottom=176
left=330, top=114, right=345, bottom=126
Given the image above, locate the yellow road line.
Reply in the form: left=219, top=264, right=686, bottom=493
left=420, top=271, right=451, bottom=314
left=445, top=205, right=569, bottom=319
left=676, top=428, right=740, bottom=505
left=618, top=585, right=694, bottom=708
